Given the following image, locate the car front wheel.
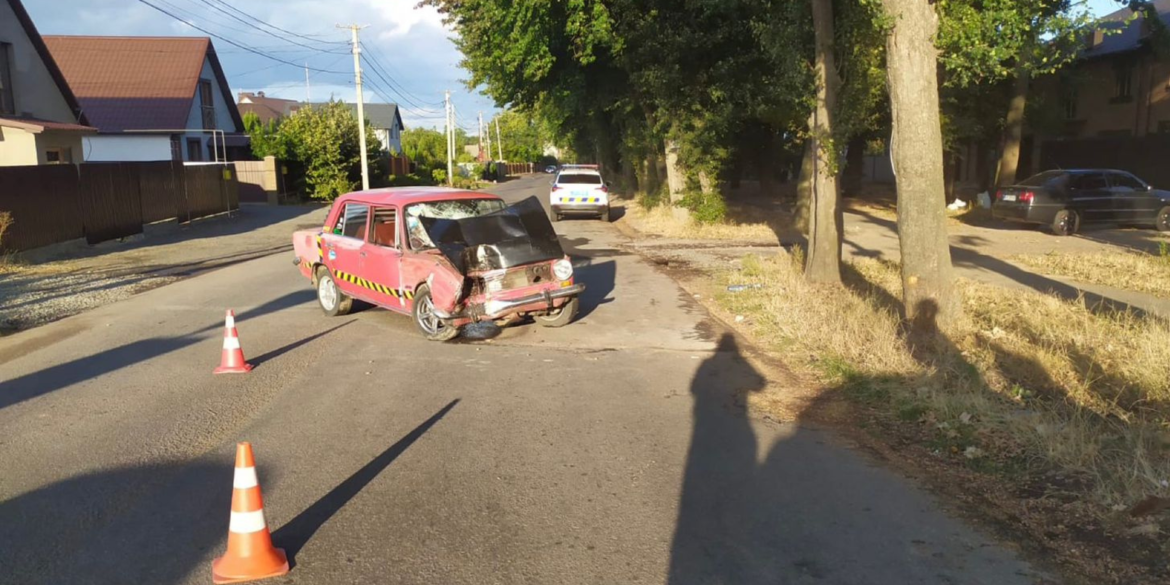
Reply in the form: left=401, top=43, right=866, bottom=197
left=536, top=297, right=580, bottom=328
left=1051, top=209, right=1080, bottom=236
left=412, top=284, right=459, bottom=341
left=1156, top=206, right=1170, bottom=232
left=317, top=268, right=353, bottom=316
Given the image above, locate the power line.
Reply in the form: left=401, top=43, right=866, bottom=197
left=137, top=0, right=350, bottom=74
left=360, top=42, right=444, bottom=108
left=194, top=0, right=348, bottom=54
left=207, top=0, right=348, bottom=45
left=359, top=51, right=445, bottom=113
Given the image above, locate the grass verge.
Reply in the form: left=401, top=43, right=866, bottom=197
left=623, top=199, right=781, bottom=242
left=1012, top=249, right=1170, bottom=299
left=713, top=252, right=1170, bottom=515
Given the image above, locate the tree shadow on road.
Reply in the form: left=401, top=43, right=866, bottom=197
left=0, top=459, right=237, bottom=585
left=272, top=399, right=459, bottom=567
left=666, top=333, right=1045, bottom=585
left=0, top=289, right=318, bottom=412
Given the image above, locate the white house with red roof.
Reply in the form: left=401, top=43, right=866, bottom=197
left=43, top=35, right=247, bottom=163
left=0, top=0, right=96, bottom=166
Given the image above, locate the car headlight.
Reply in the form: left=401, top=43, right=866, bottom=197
left=553, top=258, right=573, bottom=281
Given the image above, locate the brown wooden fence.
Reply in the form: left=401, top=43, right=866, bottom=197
left=0, top=162, right=239, bottom=251
left=388, top=154, right=411, bottom=177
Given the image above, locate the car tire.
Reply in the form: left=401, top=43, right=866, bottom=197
left=549, top=209, right=561, bottom=223
left=1051, top=209, right=1080, bottom=236
left=412, top=284, right=459, bottom=341
left=316, top=268, right=353, bottom=317
left=1156, top=206, right=1170, bottom=232
left=536, top=297, right=579, bottom=328
left=599, top=206, right=611, bottom=222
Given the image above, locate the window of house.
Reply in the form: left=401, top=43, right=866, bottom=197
left=44, top=147, right=72, bottom=164
left=199, top=80, right=215, bottom=129
left=334, top=203, right=370, bottom=240
left=0, top=43, right=14, bottom=116
left=1113, top=61, right=1133, bottom=102
left=1063, top=87, right=1078, bottom=120
left=369, top=207, right=398, bottom=247
left=187, top=138, right=202, bottom=162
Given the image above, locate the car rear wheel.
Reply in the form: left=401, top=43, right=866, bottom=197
left=599, top=206, right=611, bottom=222
left=536, top=297, right=579, bottom=328
left=549, top=209, right=561, bottom=222
left=1156, top=206, right=1170, bottom=232
left=1051, top=209, right=1080, bottom=236
left=412, top=284, right=459, bottom=341
left=316, top=268, right=353, bottom=316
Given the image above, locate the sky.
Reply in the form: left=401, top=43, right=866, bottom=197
left=22, top=0, right=498, bottom=132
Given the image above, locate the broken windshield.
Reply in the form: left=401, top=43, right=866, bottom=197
left=405, top=199, right=506, bottom=250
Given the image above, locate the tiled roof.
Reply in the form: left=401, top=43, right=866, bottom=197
left=1083, top=0, right=1170, bottom=59
left=0, top=116, right=96, bottom=133
left=304, top=101, right=403, bottom=130
left=42, top=36, right=242, bottom=133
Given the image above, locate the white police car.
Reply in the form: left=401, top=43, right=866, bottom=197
left=549, top=165, right=610, bottom=222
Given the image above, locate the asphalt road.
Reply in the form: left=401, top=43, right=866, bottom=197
left=0, top=175, right=1053, bottom=584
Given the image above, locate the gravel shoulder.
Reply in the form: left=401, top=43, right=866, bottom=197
left=0, top=204, right=327, bottom=334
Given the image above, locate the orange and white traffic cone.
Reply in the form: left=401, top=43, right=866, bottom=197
left=213, top=310, right=253, bottom=374
left=211, top=442, right=289, bottom=584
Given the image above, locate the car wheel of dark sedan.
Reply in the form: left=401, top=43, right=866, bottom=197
left=536, top=297, right=579, bottom=328
left=412, top=284, right=459, bottom=341
left=316, top=268, right=353, bottom=317
left=1051, top=209, right=1080, bottom=236
left=1157, top=206, right=1170, bottom=233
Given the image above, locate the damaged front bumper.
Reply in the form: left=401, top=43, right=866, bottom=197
left=435, top=283, right=586, bottom=321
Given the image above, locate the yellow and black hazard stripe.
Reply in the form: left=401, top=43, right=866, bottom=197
left=563, top=197, right=601, bottom=203
left=332, top=270, right=415, bottom=300
left=315, top=234, right=324, bottom=259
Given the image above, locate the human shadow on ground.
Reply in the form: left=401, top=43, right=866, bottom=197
left=666, top=334, right=1046, bottom=585
left=272, top=399, right=459, bottom=566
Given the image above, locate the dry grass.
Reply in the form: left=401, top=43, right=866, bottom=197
left=713, top=252, right=1170, bottom=510
left=622, top=200, right=779, bottom=242
left=1012, top=250, right=1170, bottom=299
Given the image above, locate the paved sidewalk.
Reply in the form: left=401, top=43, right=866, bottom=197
left=0, top=204, right=327, bottom=334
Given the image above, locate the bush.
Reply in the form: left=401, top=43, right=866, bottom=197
left=0, top=211, right=12, bottom=249
left=678, top=190, right=727, bottom=224
left=431, top=169, right=447, bottom=185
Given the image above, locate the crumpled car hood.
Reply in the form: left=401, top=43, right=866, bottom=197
left=420, top=196, right=565, bottom=273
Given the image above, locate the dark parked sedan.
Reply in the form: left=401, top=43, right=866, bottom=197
left=992, top=169, right=1170, bottom=235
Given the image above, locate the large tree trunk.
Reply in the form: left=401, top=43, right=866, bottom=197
left=805, top=0, right=842, bottom=284
left=996, top=60, right=1030, bottom=187
left=881, top=0, right=959, bottom=330
left=664, top=138, right=685, bottom=204
left=794, top=129, right=814, bottom=233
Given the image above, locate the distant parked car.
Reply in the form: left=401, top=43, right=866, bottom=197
left=992, top=169, right=1170, bottom=235
left=544, top=165, right=557, bottom=173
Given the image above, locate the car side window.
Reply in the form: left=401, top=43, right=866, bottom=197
left=369, top=207, right=398, bottom=248
left=1070, top=173, right=1107, bottom=190
left=1108, top=172, right=1145, bottom=191
left=334, top=203, right=370, bottom=240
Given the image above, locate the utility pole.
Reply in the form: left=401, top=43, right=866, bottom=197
left=477, top=112, right=484, bottom=162
left=495, top=116, right=503, bottom=161
left=340, top=24, right=369, bottom=190
left=304, top=63, right=310, bottom=102
left=445, top=90, right=454, bottom=186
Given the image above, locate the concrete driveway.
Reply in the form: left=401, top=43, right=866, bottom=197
left=0, top=176, right=1053, bottom=584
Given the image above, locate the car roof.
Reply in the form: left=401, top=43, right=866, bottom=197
left=334, top=187, right=501, bottom=207
left=557, top=169, right=602, bottom=176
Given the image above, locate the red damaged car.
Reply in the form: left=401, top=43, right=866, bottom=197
left=292, top=188, right=584, bottom=341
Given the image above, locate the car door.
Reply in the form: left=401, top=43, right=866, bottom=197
left=1067, top=172, right=1111, bottom=223
left=1107, top=171, right=1159, bottom=223
left=357, top=206, right=407, bottom=311
left=324, top=202, right=370, bottom=299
